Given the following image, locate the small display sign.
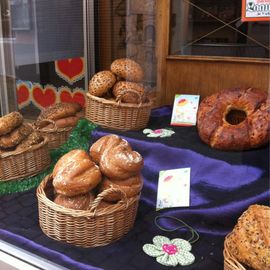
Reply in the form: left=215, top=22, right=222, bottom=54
left=156, top=168, right=190, bottom=210
left=170, top=94, right=200, bottom=126
left=242, top=0, right=270, bottom=21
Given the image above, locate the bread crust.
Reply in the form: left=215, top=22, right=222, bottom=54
left=89, top=70, right=116, bottom=97
left=37, top=102, right=82, bottom=123
left=112, top=81, right=145, bottom=103
left=0, top=112, right=23, bottom=136
left=111, top=58, right=144, bottom=82
left=0, top=123, right=33, bottom=149
left=227, top=205, right=270, bottom=270
left=197, top=88, right=269, bottom=150
left=99, top=174, right=143, bottom=202
left=53, top=149, right=102, bottom=197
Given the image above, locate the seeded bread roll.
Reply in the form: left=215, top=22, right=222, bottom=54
left=88, top=70, right=116, bottom=97
left=0, top=112, right=24, bottom=136
left=0, top=123, right=33, bottom=149
left=112, top=81, right=145, bottom=104
left=16, top=131, right=43, bottom=151
left=226, top=204, right=270, bottom=270
left=37, top=102, right=82, bottom=124
left=111, top=58, right=144, bottom=82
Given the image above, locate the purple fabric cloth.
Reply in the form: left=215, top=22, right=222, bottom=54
left=92, top=130, right=268, bottom=236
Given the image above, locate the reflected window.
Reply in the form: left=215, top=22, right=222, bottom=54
left=170, top=0, right=270, bottom=58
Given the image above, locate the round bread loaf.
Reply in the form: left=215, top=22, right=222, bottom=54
left=0, top=112, right=23, bottom=136
left=53, top=149, right=102, bottom=197
left=99, top=175, right=143, bottom=202
left=54, top=192, right=95, bottom=210
left=111, top=58, right=144, bottom=82
left=37, top=102, right=82, bottom=123
left=89, top=70, right=116, bottom=97
left=89, top=134, right=143, bottom=179
left=197, top=88, right=269, bottom=151
left=112, top=81, right=145, bottom=103
left=89, top=134, right=129, bottom=164
left=226, top=204, right=270, bottom=270
left=0, top=123, right=33, bottom=149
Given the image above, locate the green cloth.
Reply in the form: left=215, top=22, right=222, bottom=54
left=0, top=119, right=97, bottom=196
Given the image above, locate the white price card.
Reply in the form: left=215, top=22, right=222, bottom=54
left=170, top=94, right=200, bottom=126
left=156, top=168, right=190, bottom=210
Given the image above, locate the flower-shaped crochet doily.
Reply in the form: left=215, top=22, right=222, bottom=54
left=143, top=235, right=195, bottom=267
left=143, top=128, right=175, bottom=138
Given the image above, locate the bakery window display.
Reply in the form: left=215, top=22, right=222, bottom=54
left=224, top=204, right=270, bottom=270
left=197, top=87, right=270, bottom=151
left=86, top=58, right=152, bottom=131
left=37, top=134, right=143, bottom=247
left=34, top=102, right=83, bottom=149
left=0, top=112, right=51, bottom=181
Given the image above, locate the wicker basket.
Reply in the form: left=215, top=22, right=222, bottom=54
left=224, top=233, right=247, bottom=270
left=85, top=91, right=152, bottom=131
left=37, top=174, right=140, bottom=247
left=0, top=136, right=51, bottom=181
left=34, top=120, right=73, bottom=150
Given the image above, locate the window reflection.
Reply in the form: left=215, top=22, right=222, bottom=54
left=170, top=0, right=270, bottom=58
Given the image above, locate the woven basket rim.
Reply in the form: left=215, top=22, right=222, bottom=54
left=86, top=92, right=152, bottom=108
left=224, top=233, right=247, bottom=270
left=0, top=136, right=49, bottom=158
left=36, top=174, right=140, bottom=218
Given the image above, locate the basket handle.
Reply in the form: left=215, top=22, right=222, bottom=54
left=116, top=89, right=145, bottom=105
left=34, top=119, right=58, bottom=132
left=89, top=186, right=128, bottom=215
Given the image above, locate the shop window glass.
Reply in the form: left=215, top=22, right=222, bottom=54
left=170, top=0, right=270, bottom=58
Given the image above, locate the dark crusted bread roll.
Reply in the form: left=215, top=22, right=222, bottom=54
left=88, top=70, right=116, bottom=97
left=0, top=123, right=33, bottom=149
left=53, top=149, right=102, bottom=197
left=54, top=192, right=95, bottom=210
left=99, top=174, right=143, bottom=202
left=89, top=134, right=143, bottom=179
left=111, top=58, right=144, bottom=83
left=112, top=81, right=145, bottom=104
left=0, top=112, right=24, bottom=136
left=37, top=102, right=82, bottom=124
left=226, top=204, right=270, bottom=270
left=197, top=88, right=269, bottom=151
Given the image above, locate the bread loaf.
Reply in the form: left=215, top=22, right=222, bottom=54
left=0, top=112, right=24, bottom=136
left=37, top=102, right=82, bottom=123
left=45, top=116, right=80, bottom=129
left=0, top=123, right=33, bottom=149
left=111, top=58, right=144, bottom=82
left=226, top=204, right=270, bottom=270
left=89, top=70, right=116, bottom=97
left=99, top=175, right=143, bottom=202
left=54, top=192, right=95, bottom=210
left=53, top=149, right=102, bottom=197
left=112, top=81, right=145, bottom=103
left=16, top=132, right=43, bottom=151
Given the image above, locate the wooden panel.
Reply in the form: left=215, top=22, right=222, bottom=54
left=163, top=58, right=270, bottom=105
left=155, top=0, right=270, bottom=106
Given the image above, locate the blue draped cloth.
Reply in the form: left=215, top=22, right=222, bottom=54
left=0, top=106, right=269, bottom=270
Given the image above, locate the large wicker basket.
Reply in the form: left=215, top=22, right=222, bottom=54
left=37, top=174, right=140, bottom=247
left=34, top=120, right=73, bottom=150
left=224, top=233, right=247, bottom=270
left=85, top=92, right=152, bottom=131
left=0, top=136, right=51, bottom=181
